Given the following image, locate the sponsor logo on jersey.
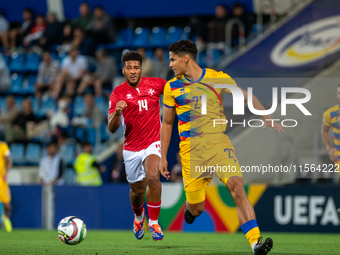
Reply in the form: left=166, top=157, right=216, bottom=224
left=127, top=94, right=133, bottom=99
left=271, top=15, right=340, bottom=67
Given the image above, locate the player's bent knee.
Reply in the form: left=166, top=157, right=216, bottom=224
left=131, top=188, right=145, bottom=197
left=146, top=174, right=160, bottom=188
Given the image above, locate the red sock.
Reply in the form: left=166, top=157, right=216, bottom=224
left=131, top=203, right=144, bottom=216
left=147, top=201, right=161, bottom=220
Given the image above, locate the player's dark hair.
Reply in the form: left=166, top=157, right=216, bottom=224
left=121, top=51, right=143, bottom=66
left=168, top=40, right=198, bottom=60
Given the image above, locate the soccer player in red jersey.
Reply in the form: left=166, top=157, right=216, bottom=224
left=108, top=51, right=166, bottom=241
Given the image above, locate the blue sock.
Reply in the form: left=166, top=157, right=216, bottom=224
left=0, top=203, right=2, bottom=223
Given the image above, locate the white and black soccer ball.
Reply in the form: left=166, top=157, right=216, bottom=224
left=58, top=216, right=87, bottom=245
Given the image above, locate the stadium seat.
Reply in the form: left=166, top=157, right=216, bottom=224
left=29, top=97, right=40, bottom=113
left=86, top=128, right=97, bottom=146
left=146, top=50, right=153, bottom=59
left=1, top=54, right=10, bottom=65
left=150, top=27, right=167, bottom=46
left=94, top=96, right=108, bottom=116
left=16, top=97, right=23, bottom=109
left=24, top=74, right=37, bottom=94
left=9, top=53, right=25, bottom=72
left=10, top=144, right=25, bottom=164
left=65, top=167, right=75, bottom=185
left=100, top=123, right=109, bottom=142
left=133, top=27, right=150, bottom=47
left=10, top=73, right=24, bottom=93
left=116, top=28, right=134, bottom=47
left=39, top=97, right=56, bottom=116
left=75, top=127, right=85, bottom=142
left=0, top=97, right=6, bottom=111
left=197, top=51, right=207, bottom=68
left=183, top=26, right=191, bottom=40
left=65, top=143, right=76, bottom=165
left=167, top=26, right=183, bottom=44
left=206, top=49, right=223, bottom=67
left=74, top=96, right=85, bottom=116
left=25, top=53, right=41, bottom=72
left=25, top=143, right=41, bottom=164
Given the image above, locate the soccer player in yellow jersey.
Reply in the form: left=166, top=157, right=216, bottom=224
left=322, top=85, right=340, bottom=169
left=160, top=40, right=283, bottom=255
left=0, top=141, right=12, bottom=232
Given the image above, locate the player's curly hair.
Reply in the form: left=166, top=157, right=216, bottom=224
left=121, top=51, right=143, bottom=66
left=168, top=40, right=198, bottom=60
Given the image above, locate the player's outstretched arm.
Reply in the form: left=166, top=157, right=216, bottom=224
left=239, top=87, right=283, bottom=134
left=160, top=106, right=176, bottom=180
left=321, top=123, right=338, bottom=162
left=108, top=100, right=127, bottom=134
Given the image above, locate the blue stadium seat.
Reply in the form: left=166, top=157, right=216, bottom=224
left=25, top=53, right=41, bottom=72
left=167, top=26, right=183, bottom=44
left=65, top=143, right=76, bottom=165
left=10, top=144, right=25, bottom=164
left=75, top=127, right=85, bottom=142
left=94, top=96, right=108, bottom=116
left=133, top=27, right=150, bottom=47
left=1, top=54, right=10, bottom=65
left=10, top=73, right=24, bottom=93
left=100, top=123, right=109, bottom=142
left=197, top=51, right=207, bottom=68
left=39, top=97, right=56, bottom=116
left=86, top=128, right=97, bottom=146
left=146, top=50, right=153, bottom=59
left=25, top=143, right=41, bottom=164
left=151, top=27, right=167, bottom=46
left=74, top=96, right=85, bottom=116
left=58, top=52, right=67, bottom=63
left=24, top=74, right=37, bottom=94
left=116, top=28, right=134, bottom=47
left=0, top=97, right=7, bottom=112
left=16, top=97, right=23, bottom=109
left=29, top=97, right=40, bottom=113
left=9, top=53, right=25, bottom=72
left=183, top=26, right=191, bottom=40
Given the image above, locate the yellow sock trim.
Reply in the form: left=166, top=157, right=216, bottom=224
left=245, top=227, right=260, bottom=246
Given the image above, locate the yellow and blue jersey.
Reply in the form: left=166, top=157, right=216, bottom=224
left=163, top=68, right=237, bottom=141
left=323, top=104, right=340, bottom=161
left=0, top=142, right=10, bottom=176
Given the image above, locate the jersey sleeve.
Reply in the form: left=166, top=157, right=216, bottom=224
left=323, top=110, right=331, bottom=127
left=108, top=90, right=119, bottom=115
left=163, top=82, right=175, bottom=108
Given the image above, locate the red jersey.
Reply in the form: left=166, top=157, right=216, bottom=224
left=108, top=77, right=166, bottom=151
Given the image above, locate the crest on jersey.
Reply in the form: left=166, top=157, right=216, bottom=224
left=127, top=94, right=133, bottom=99
left=148, top=88, right=155, bottom=96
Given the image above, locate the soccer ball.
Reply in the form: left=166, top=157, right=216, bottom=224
left=58, top=216, right=87, bottom=245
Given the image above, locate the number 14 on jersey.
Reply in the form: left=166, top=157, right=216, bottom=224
left=138, top=99, right=148, bottom=111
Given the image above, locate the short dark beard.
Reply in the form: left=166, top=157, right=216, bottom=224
left=126, top=76, right=141, bottom=87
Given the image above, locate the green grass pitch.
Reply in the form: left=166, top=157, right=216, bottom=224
left=0, top=230, right=339, bottom=254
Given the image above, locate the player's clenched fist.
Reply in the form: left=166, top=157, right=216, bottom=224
left=115, top=100, right=127, bottom=115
